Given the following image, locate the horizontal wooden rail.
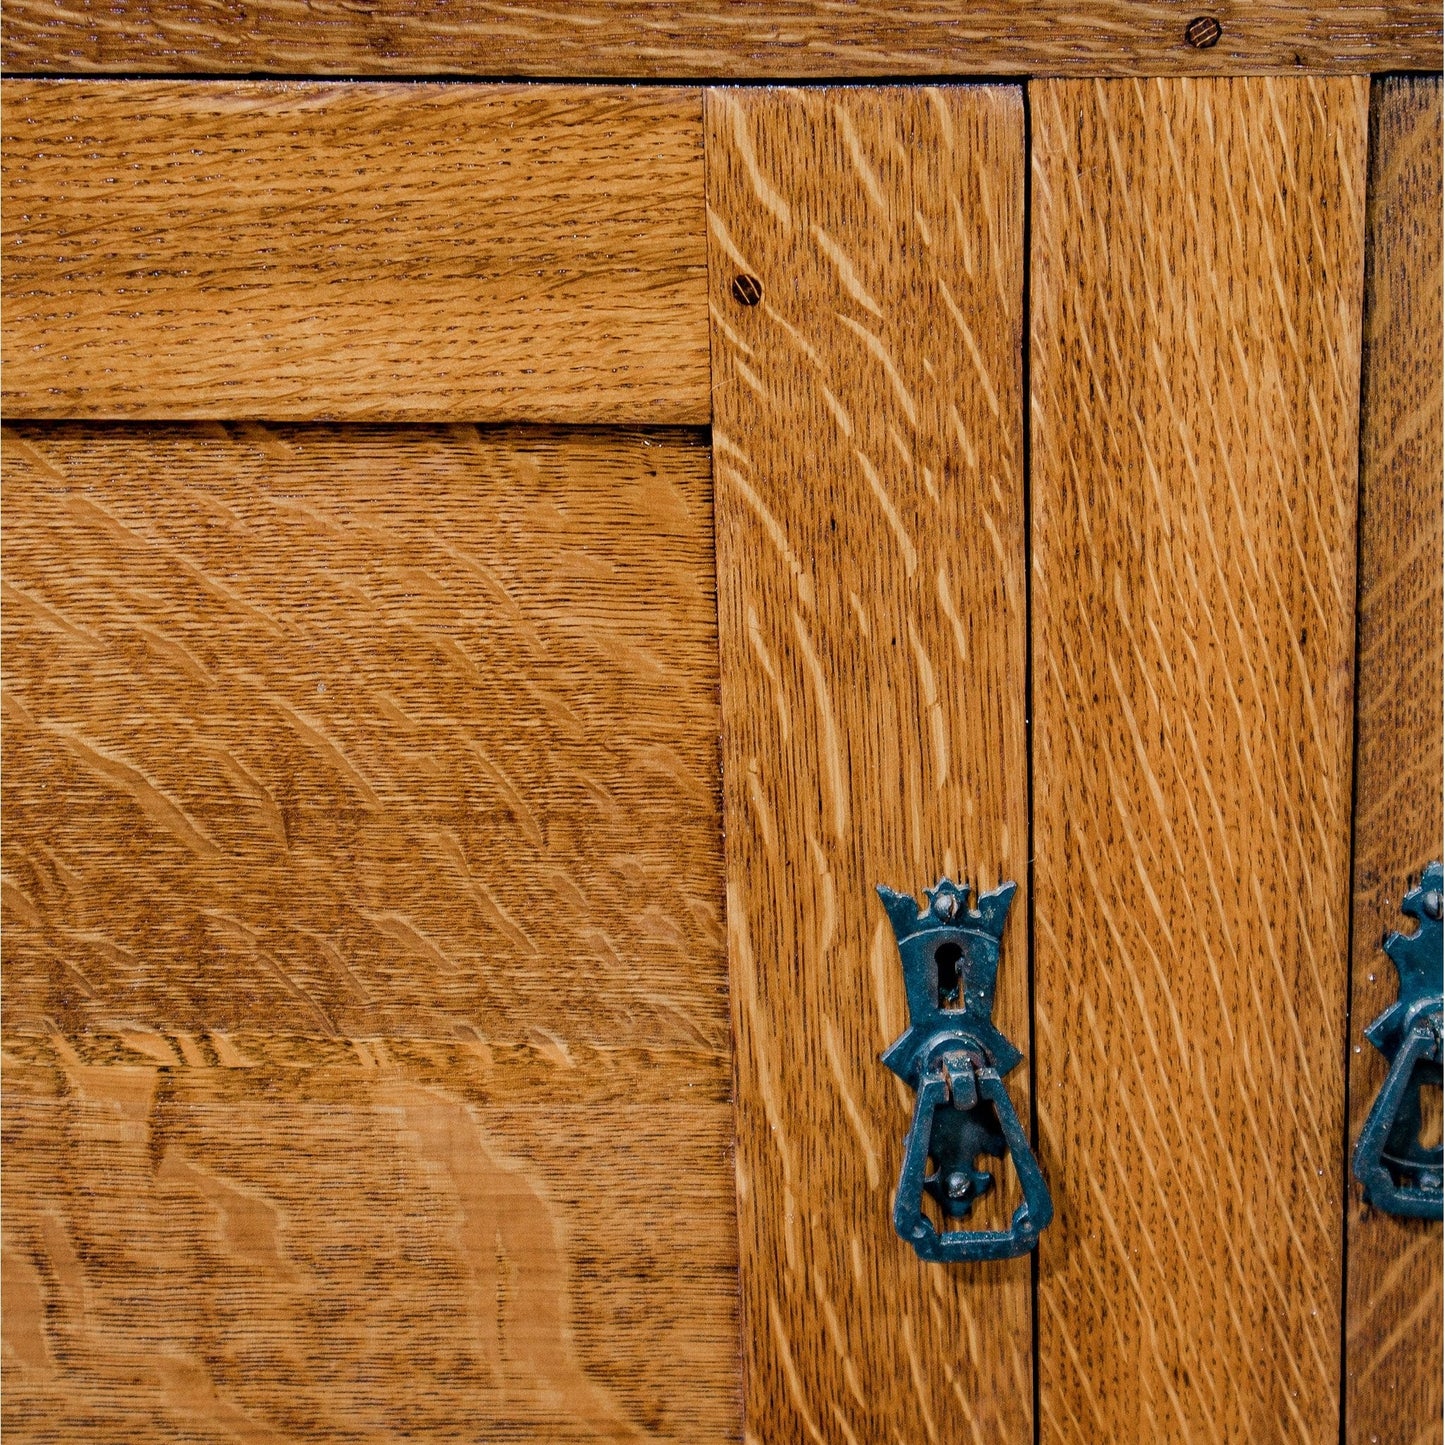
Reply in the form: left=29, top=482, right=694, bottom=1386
left=2, top=0, right=1440, bottom=77
left=1, top=82, right=710, bottom=423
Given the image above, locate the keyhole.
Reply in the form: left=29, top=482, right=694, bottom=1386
left=935, top=942, right=962, bottom=1007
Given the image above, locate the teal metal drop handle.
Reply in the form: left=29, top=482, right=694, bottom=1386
left=1353, top=861, right=1443, bottom=1220
left=876, top=878, right=1053, bottom=1262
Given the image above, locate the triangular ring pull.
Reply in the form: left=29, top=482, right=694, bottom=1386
left=1354, top=861, right=1444, bottom=1220
left=877, top=878, right=1053, bottom=1262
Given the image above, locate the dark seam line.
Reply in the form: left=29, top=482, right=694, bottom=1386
left=1337, top=71, right=1387, bottom=1445
left=693, top=88, right=749, bottom=1445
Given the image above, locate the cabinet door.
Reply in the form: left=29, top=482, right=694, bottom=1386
left=703, top=76, right=1437, bottom=1445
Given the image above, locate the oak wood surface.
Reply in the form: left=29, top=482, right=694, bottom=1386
left=1, top=83, right=709, bottom=424
left=1345, top=74, right=1444, bottom=1445
left=707, top=84, right=1033, bottom=1443
left=0, top=421, right=740, bottom=1440
left=2, top=0, right=1439, bottom=77
left=1030, top=76, right=1368, bottom=1441
left=2, top=423, right=727, bottom=1049
left=2, top=1032, right=740, bottom=1443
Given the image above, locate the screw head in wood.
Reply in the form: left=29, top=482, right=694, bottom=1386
left=731, top=273, right=763, bottom=306
left=1184, top=15, right=1223, bottom=48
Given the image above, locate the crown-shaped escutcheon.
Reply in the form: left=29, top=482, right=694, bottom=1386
left=877, top=877, right=1019, bottom=1084
left=1367, top=861, right=1444, bottom=1059
left=876, top=877, right=1014, bottom=943
left=1354, top=861, right=1444, bottom=1218
left=874, top=874, right=1051, bottom=1261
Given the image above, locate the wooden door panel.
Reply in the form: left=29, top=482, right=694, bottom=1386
left=0, top=421, right=740, bottom=1441
left=1030, top=76, right=1369, bottom=1441
left=707, top=85, right=1033, bottom=1442
left=1346, top=73, right=1444, bottom=1445
left=2, top=424, right=726, bottom=1050
left=3, top=1034, right=738, bottom=1443
left=0, top=83, right=709, bottom=423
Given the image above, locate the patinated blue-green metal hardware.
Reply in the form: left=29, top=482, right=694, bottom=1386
left=1353, top=861, right=1443, bottom=1220
left=876, top=878, right=1052, bottom=1262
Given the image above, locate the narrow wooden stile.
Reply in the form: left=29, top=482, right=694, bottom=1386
left=1344, top=73, right=1444, bottom=1445
left=706, top=85, right=1034, bottom=1442
left=1029, top=76, right=1370, bottom=1441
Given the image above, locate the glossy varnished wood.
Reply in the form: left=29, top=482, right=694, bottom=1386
left=2, top=424, right=727, bottom=1049
left=2, top=1032, right=739, bottom=1442
left=707, top=86, right=1032, bottom=1442
left=1345, top=74, right=1444, bottom=1445
left=1, top=83, right=709, bottom=423
left=1030, top=77, right=1368, bottom=1441
left=1, top=0, right=1438, bottom=76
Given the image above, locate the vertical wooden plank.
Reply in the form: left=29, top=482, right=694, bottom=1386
left=1346, top=74, right=1444, bottom=1445
left=706, top=86, right=1032, bottom=1442
left=1031, top=77, right=1368, bottom=1440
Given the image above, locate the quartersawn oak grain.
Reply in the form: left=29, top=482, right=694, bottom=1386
left=1345, top=74, right=1444, bottom=1445
left=707, top=86, right=1033, bottom=1442
left=1, top=0, right=1438, bottom=76
left=2, top=423, right=728, bottom=1052
left=1, top=421, right=741, bottom=1441
left=1, top=82, right=709, bottom=424
left=1030, top=77, right=1368, bottom=1440
left=2, top=1032, right=740, bottom=1442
